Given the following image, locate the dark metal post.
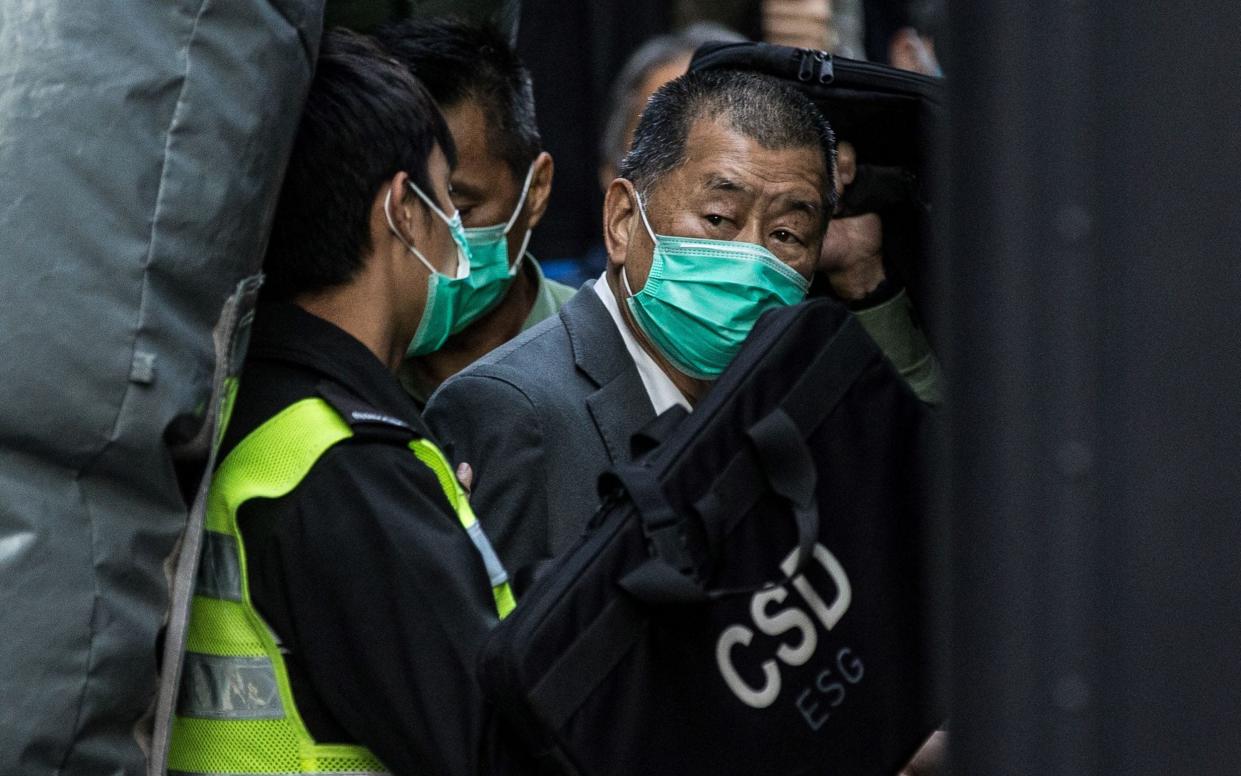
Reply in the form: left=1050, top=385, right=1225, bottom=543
left=944, top=3, right=1241, bottom=773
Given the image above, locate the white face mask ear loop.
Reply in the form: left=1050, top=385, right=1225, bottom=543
left=504, top=162, right=538, bottom=277
left=385, top=186, right=438, bottom=275
left=503, top=162, right=537, bottom=235
left=633, top=189, right=659, bottom=244
left=452, top=241, right=471, bottom=280
left=406, top=178, right=457, bottom=226
left=620, top=258, right=638, bottom=299
left=406, top=179, right=469, bottom=279
left=622, top=187, right=657, bottom=298
left=508, top=228, right=533, bottom=277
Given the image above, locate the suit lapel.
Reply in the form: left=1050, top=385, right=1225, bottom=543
left=586, top=369, right=654, bottom=464
left=560, top=286, right=656, bottom=464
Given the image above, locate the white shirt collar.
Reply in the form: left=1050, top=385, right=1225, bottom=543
left=593, top=273, right=691, bottom=414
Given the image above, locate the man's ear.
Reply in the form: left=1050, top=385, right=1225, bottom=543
left=524, top=151, right=554, bottom=231
left=375, top=170, right=419, bottom=245
left=369, top=170, right=407, bottom=256
left=603, top=177, right=638, bottom=270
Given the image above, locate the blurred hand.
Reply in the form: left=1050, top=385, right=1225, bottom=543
left=763, top=0, right=833, bottom=50
left=818, top=212, right=886, bottom=301
left=889, top=28, right=942, bottom=77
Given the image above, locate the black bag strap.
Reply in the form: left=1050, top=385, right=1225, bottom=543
left=693, top=315, right=879, bottom=592
left=736, top=408, right=818, bottom=586
left=782, top=313, right=878, bottom=430
left=629, top=405, right=689, bottom=461
left=605, top=464, right=707, bottom=604
left=690, top=40, right=941, bottom=96
left=615, top=410, right=820, bottom=604
left=690, top=41, right=834, bottom=85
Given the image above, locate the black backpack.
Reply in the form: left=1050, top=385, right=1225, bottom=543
left=690, top=42, right=944, bottom=326
left=478, top=298, right=941, bottom=775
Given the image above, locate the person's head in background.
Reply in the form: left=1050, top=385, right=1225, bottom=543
left=263, top=28, right=461, bottom=369
left=597, top=22, right=746, bottom=192
left=888, top=0, right=942, bottom=76
left=376, top=16, right=552, bottom=320
left=604, top=70, right=836, bottom=401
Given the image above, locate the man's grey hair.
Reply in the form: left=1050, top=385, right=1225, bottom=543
left=618, top=69, right=838, bottom=211
left=599, top=22, right=746, bottom=169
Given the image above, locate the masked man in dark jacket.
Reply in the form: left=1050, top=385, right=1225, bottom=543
left=166, top=30, right=531, bottom=776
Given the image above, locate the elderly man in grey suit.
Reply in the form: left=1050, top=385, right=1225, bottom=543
left=423, top=68, right=840, bottom=580
left=425, top=70, right=947, bottom=772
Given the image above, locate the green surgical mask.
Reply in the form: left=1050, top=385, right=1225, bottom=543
left=624, top=193, right=810, bottom=379
left=459, top=162, right=536, bottom=317
left=384, top=182, right=475, bottom=357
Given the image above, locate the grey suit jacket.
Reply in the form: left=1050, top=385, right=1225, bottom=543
left=423, top=284, right=655, bottom=577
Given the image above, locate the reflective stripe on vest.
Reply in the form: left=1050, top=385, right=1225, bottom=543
left=170, top=772, right=386, bottom=776
left=194, top=531, right=242, bottom=602
left=171, top=772, right=392, bottom=776
left=168, top=397, right=515, bottom=775
left=407, top=437, right=517, bottom=616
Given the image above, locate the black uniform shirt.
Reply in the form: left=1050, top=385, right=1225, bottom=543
left=218, top=302, right=530, bottom=776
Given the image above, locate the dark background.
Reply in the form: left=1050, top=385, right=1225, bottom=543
left=941, top=2, right=1241, bottom=774
left=513, top=0, right=670, bottom=264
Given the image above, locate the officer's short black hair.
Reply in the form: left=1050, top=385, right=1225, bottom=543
left=618, top=69, right=837, bottom=212
left=374, top=16, right=541, bottom=182
left=263, top=29, right=456, bottom=302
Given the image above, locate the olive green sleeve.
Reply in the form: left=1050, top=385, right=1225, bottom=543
left=853, top=289, right=945, bottom=405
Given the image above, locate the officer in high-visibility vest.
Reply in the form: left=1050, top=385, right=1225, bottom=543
left=167, top=29, right=529, bottom=776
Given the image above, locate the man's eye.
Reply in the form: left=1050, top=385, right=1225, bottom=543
left=704, top=214, right=726, bottom=227
left=772, top=229, right=802, bottom=244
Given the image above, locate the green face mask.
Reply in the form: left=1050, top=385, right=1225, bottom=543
left=384, top=182, right=476, bottom=357
left=624, top=193, right=810, bottom=380
left=459, top=161, right=536, bottom=318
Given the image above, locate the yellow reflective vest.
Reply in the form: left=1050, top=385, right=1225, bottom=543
left=167, top=397, right=515, bottom=775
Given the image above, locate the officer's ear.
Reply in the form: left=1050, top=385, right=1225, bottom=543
left=374, top=171, right=418, bottom=248
left=603, top=177, right=639, bottom=271
left=524, top=151, right=554, bottom=231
